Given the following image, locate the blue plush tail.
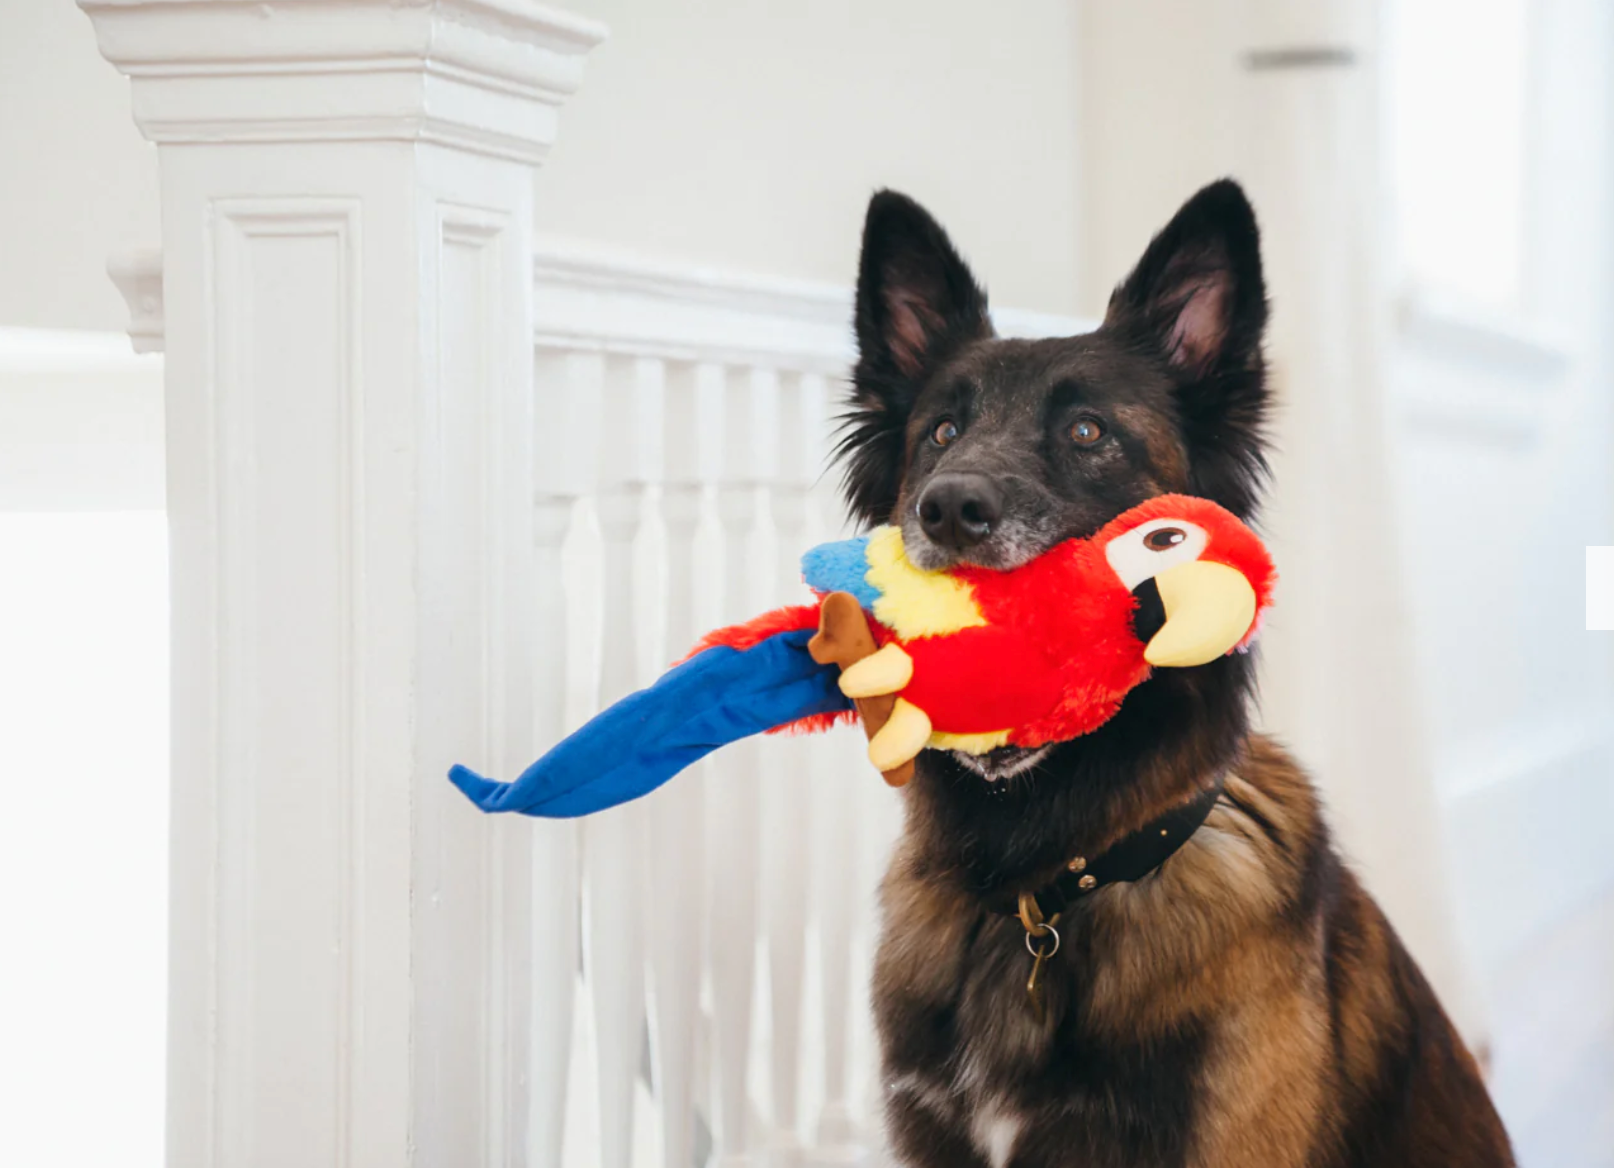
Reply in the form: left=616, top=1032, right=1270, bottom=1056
left=446, top=628, right=849, bottom=818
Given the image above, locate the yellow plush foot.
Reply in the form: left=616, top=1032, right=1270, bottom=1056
left=868, top=698, right=932, bottom=772
left=838, top=643, right=914, bottom=698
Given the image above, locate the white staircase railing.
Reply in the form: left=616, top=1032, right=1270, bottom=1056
left=525, top=257, right=1084, bottom=1167
left=107, top=243, right=1085, bottom=1168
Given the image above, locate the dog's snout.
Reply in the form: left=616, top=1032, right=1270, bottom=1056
left=916, top=473, right=1003, bottom=551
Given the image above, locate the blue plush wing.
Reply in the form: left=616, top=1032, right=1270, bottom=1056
left=448, top=628, right=850, bottom=818
left=801, top=536, right=879, bottom=609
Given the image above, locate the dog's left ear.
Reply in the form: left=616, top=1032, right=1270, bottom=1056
left=1106, top=179, right=1270, bottom=518
left=840, top=191, right=992, bottom=526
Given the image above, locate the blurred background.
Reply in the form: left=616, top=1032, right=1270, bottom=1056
left=1, top=1, right=1610, bottom=1166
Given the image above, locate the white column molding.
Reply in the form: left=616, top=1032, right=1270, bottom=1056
left=78, top=0, right=602, bottom=164
left=77, top=3, right=604, bottom=1166
left=106, top=246, right=166, bottom=355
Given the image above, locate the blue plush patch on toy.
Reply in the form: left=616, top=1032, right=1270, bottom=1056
left=801, top=535, right=878, bottom=608
left=447, top=628, right=849, bottom=817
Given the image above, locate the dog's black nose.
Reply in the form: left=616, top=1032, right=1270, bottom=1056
left=917, top=474, right=1003, bottom=550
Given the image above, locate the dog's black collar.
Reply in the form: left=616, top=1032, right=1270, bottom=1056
left=1002, top=775, right=1227, bottom=926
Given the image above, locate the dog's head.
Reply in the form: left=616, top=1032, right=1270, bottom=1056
left=839, top=180, right=1270, bottom=574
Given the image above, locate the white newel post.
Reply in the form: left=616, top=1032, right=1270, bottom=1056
left=77, top=3, right=604, bottom=1165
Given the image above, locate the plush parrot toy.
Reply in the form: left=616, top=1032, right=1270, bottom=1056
left=448, top=494, right=1276, bottom=817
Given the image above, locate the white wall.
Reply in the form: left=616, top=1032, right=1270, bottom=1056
left=0, top=509, right=168, bottom=1168
left=1076, top=0, right=1245, bottom=312
left=532, top=0, right=1085, bottom=316
left=0, top=0, right=1085, bottom=335
left=0, top=328, right=168, bottom=1168
left=0, top=0, right=160, bottom=333
left=0, top=330, right=164, bottom=509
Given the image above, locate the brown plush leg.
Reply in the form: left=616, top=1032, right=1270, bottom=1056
left=808, top=591, right=915, bottom=787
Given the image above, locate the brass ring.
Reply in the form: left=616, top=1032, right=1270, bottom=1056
left=1024, top=922, right=1060, bottom=959
left=1017, top=891, right=1045, bottom=934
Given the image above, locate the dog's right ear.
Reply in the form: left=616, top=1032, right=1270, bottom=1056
left=1105, top=180, right=1269, bottom=519
left=840, top=190, right=991, bottom=526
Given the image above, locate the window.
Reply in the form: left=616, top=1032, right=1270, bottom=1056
left=1388, top=0, right=1530, bottom=308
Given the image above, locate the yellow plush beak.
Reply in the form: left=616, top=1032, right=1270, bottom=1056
left=1142, top=560, right=1258, bottom=668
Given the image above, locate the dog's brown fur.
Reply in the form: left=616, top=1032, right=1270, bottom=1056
left=873, top=739, right=1510, bottom=1167
left=839, top=183, right=1514, bottom=1167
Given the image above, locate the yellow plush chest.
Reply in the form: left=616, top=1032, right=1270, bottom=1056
left=864, top=526, right=987, bottom=640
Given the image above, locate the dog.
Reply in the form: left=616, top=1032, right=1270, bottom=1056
left=836, top=180, right=1514, bottom=1167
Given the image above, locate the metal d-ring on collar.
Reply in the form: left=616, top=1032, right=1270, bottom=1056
left=1012, top=778, right=1227, bottom=1022
left=1023, top=919, right=1060, bottom=958
left=1019, top=891, right=1062, bottom=1020
left=1017, top=890, right=1061, bottom=954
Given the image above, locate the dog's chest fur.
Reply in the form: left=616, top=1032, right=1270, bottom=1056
left=873, top=755, right=1340, bottom=1168
left=880, top=896, right=1225, bottom=1168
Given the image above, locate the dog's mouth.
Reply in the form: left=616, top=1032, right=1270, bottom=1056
left=950, top=744, right=1052, bottom=782
left=902, top=521, right=1055, bottom=573
left=898, top=495, right=1070, bottom=574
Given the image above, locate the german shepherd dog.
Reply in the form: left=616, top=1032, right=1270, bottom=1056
left=837, top=180, right=1514, bottom=1168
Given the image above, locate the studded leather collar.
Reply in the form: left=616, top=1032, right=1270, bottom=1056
left=1002, top=775, right=1228, bottom=929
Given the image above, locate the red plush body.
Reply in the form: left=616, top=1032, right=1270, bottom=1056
left=691, top=494, right=1277, bottom=753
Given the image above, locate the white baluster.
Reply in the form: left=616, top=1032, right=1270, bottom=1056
left=531, top=493, right=586, bottom=1167
left=807, top=751, right=863, bottom=1163
left=707, top=363, right=766, bottom=1168
left=852, top=681, right=904, bottom=1163
left=646, top=357, right=709, bottom=1168
left=582, top=353, right=652, bottom=1168
left=528, top=341, right=607, bottom=1168
left=801, top=373, right=874, bottom=1166
left=530, top=490, right=580, bottom=1166
left=761, top=370, right=816, bottom=1168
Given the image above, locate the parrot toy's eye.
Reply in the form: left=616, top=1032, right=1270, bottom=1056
left=931, top=418, right=959, bottom=447
left=1069, top=417, right=1105, bottom=446
left=1105, top=518, right=1210, bottom=590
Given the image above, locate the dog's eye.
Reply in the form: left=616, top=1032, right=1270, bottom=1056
left=1069, top=417, right=1105, bottom=446
left=931, top=418, right=959, bottom=447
